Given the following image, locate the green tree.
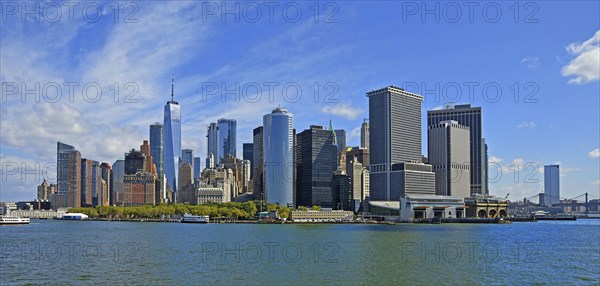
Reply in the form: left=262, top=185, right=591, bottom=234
left=278, top=206, right=291, bottom=219
left=311, top=205, right=321, bottom=211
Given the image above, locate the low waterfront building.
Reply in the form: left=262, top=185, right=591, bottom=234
left=464, top=195, right=509, bottom=218
left=290, top=210, right=354, bottom=222
left=369, top=195, right=467, bottom=222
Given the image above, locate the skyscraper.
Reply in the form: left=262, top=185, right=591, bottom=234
left=164, top=77, right=181, bottom=197
left=367, top=86, right=423, bottom=201
left=263, top=108, right=294, bottom=207
left=111, top=159, right=125, bottom=206
left=55, top=142, right=81, bottom=209
left=332, top=170, right=352, bottom=211
left=140, top=140, right=156, bottom=175
left=335, top=129, right=346, bottom=155
left=206, top=122, right=219, bottom=166
left=81, top=158, right=93, bottom=207
left=91, top=160, right=102, bottom=206
left=193, top=157, right=201, bottom=180
left=124, top=149, right=146, bottom=175
left=243, top=143, right=254, bottom=178
left=177, top=162, right=196, bottom=204
left=296, top=125, right=338, bottom=208
left=427, top=104, right=485, bottom=196
left=99, top=163, right=111, bottom=207
left=544, top=164, right=560, bottom=205
left=218, top=119, right=237, bottom=161
left=123, top=147, right=155, bottom=206
left=361, top=119, right=369, bottom=149
left=253, top=126, right=264, bottom=200
left=347, top=156, right=370, bottom=212
left=428, top=120, right=471, bottom=198
left=182, top=149, right=194, bottom=175
left=150, top=123, right=164, bottom=194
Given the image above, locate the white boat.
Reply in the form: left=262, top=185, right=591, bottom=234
left=60, top=213, right=89, bottom=220
left=181, top=214, right=209, bottom=223
left=0, top=216, right=30, bottom=225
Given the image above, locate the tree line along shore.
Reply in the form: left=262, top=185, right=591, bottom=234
left=67, top=201, right=322, bottom=220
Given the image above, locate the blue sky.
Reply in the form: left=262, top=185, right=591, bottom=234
left=1, top=1, right=599, bottom=202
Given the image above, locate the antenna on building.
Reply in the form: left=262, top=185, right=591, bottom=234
left=171, top=75, right=174, bottom=102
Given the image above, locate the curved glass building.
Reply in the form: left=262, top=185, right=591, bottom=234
left=163, top=78, right=181, bottom=199
left=263, top=107, right=294, bottom=207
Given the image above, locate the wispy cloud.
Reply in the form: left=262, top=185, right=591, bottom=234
left=589, top=148, right=600, bottom=158
left=561, top=29, right=600, bottom=84
left=521, top=56, right=540, bottom=70
left=321, top=104, right=364, bottom=120
left=517, top=121, right=537, bottom=128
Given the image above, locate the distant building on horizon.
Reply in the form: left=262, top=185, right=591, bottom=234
left=544, top=164, right=560, bottom=206
left=163, top=77, right=181, bottom=199
left=361, top=119, right=369, bottom=150
left=263, top=107, right=294, bottom=207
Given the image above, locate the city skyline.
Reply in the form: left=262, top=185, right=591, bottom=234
left=1, top=2, right=599, bottom=203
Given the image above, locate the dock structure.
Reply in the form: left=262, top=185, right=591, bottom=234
left=465, top=196, right=509, bottom=218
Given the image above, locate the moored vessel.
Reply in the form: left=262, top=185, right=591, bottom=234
left=181, top=214, right=209, bottom=223
left=0, top=216, right=30, bottom=225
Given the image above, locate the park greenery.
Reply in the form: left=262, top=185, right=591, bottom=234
left=68, top=201, right=322, bottom=220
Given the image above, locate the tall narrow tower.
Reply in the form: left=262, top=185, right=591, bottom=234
left=163, top=76, right=181, bottom=199
left=263, top=107, right=294, bottom=207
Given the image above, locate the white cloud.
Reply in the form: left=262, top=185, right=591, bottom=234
left=592, top=180, right=600, bottom=185
left=561, top=30, right=600, bottom=84
left=517, top=121, right=537, bottom=128
left=489, top=156, right=503, bottom=164
left=588, top=148, right=600, bottom=158
left=321, top=104, right=364, bottom=120
left=521, top=56, right=540, bottom=70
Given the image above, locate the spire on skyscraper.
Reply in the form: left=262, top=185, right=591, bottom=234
left=328, top=117, right=337, bottom=145
left=171, top=75, right=174, bottom=102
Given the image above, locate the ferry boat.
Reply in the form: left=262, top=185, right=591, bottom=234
left=181, top=214, right=209, bottom=223
left=0, top=216, right=30, bottom=225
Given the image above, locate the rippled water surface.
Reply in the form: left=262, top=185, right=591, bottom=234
left=1, top=219, right=599, bottom=285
